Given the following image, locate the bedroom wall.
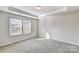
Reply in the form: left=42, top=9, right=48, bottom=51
left=38, top=12, right=79, bottom=45
left=0, top=11, right=38, bottom=46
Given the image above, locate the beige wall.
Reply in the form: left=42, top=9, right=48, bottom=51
left=39, top=12, right=79, bottom=45
left=0, top=11, right=38, bottom=46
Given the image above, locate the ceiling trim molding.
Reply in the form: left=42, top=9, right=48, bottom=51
left=0, top=7, right=38, bottom=19
left=8, top=7, right=38, bottom=17
left=38, top=7, right=68, bottom=17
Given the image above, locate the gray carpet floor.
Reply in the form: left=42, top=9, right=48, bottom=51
left=0, top=38, right=79, bottom=53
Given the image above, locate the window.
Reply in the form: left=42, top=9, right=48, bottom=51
left=9, top=17, right=32, bottom=36
left=23, top=20, right=31, bottom=34
left=9, top=18, right=22, bottom=36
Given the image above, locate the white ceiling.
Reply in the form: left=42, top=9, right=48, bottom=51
left=0, top=6, right=79, bottom=17
left=14, top=6, right=65, bottom=16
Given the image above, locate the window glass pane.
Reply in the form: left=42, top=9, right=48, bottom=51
left=23, top=20, right=31, bottom=34
left=10, top=18, right=22, bottom=36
